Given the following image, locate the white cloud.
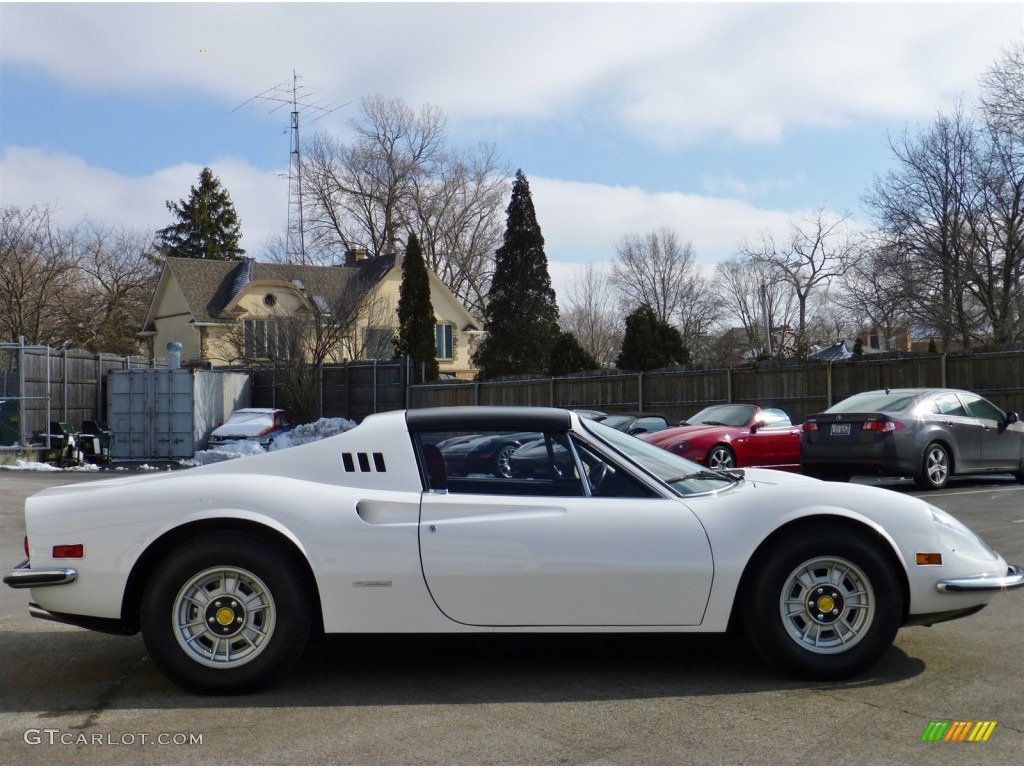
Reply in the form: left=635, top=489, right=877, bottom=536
left=2, top=147, right=813, bottom=275
left=0, top=147, right=287, bottom=251
left=3, top=4, right=1018, bottom=146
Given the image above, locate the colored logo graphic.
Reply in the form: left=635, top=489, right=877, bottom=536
left=921, top=721, right=997, bottom=742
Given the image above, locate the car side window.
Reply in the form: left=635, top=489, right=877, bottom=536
left=962, top=395, right=1004, bottom=423
left=414, top=429, right=585, bottom=497
left=933, top=393, right=968, bottom=417
left=760, top=408, right=791, bottom=427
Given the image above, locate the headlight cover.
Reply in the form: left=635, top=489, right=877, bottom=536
left=928, top=504, right=1000, bottom=562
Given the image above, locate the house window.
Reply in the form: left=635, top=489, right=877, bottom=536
left=435, top=324, right=454, bottom=360
left=244, top=319, right=289, bottom=360
left=364, top=328, right=394, bottom=360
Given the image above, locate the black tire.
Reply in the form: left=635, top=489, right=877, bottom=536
left=706, top=444, right=736, bottom=471
left=742, top=527, right=903, bottom=680
left=141, top=533, right=312, bottom=694
left=915, top=442, right=951, bottom=490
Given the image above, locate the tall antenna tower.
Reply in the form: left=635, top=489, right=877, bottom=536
left=234, top=72, right=349, bottom=264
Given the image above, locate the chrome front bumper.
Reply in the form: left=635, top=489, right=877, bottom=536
left=937, top=564, right=1024, bottom=593
left=3, top=559, right=78, bottom=589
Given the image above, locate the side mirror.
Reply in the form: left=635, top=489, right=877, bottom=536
left=629, top=426, right=648, bottom=435
left=750, top=419, right=768, bottom=433
left=1007, top=411, right=1020, bottom=424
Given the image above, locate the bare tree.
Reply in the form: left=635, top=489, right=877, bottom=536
left=69, top=223, right=161, bottom=354
left=410, top=144, right=508, bottom=318
left=737, top=208, right=860, bottom=358
left=979, top=41, right=1024, bottom=142
left=713, top=256, right=797, bottom=359
left=610, top=228, right=718, bottom=357
left=302, top=95, right=447, bottom=259
left=865, top=105, right=983, bottom=350
left=560, top=262, right=621, bottom=366
left=833, top=235, right=911, bottom=352
left=0, top=205, right=79, bottom=346
left=300, top=96, right=506, bottom=317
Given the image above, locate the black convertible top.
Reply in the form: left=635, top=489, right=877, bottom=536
left=405, top=406, right=572, bottom=432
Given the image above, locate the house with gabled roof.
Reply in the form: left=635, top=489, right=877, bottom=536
left=139, top=251, right=483, bottom=379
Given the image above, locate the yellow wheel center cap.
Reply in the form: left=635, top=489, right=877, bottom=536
left=216, top=607, right=235, bottom=626
left=817, top=596, right=835, bottom=613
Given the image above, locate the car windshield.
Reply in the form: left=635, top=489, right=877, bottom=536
left=600, top=415, right=634, bottom=431
left=826, top=392, right=919, bottom=414
left=224, top=411, right=274, bottom=426
left=581, top=418, right=738, bottom=495
left=686, top=404, right=755, bottom=427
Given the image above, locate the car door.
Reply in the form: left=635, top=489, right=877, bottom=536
left=961, top=394, right=1024, bottom=469
left=417, top=432, right=714, bottom=627
left=750, top=408, right=801, bottom=467
left=930, top=392, right=983, bottom=471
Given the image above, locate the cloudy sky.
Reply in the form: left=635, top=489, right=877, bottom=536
left=2, top=2, right=1021, bottom=297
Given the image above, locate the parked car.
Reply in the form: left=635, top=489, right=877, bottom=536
left=7, top=406, right=1022, bottom=694
left=596, top=412, right=671, bottom=435
left=801, top=388, right=1024, bottom=489
left=509, top=412, right=670, bottom=478
left=640, top=404, right=802, bottom=471
left=437, top=430, right=541, bottom=478
left=207, top=408, right=294, bottom=449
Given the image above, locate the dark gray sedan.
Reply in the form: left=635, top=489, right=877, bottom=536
left=801, top=388, right=1024, bottom=489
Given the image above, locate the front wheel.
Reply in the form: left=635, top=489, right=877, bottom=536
left=493, top=444, right=517, bottom=478
left=141, top=534, right=311, bottom=694
left=706, top=444, right=736, bottom=471
left=742, top=528, right=903, bottom=679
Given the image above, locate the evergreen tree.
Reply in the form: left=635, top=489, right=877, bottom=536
left=616, top=304, right=691, bottom=371
left=473, top=170, right=560, bottom=379
left=548, top=330, right=599, bottom=376
left=394, top=231, right=439, bottom=382
left=156, top=167, right=244, bottom=260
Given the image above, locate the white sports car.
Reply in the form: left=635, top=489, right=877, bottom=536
left=6, top=407, right=1023, bottom=694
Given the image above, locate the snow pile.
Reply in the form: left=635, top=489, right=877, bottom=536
left=0, top=459, right=101, bottom=472
left=2, top=416, right=359, bottom=471
left=186, top=416, right=357, bottom=466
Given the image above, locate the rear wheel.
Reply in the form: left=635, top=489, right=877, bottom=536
left=141, top=534, right=311, bottom=694
left=742, top=527, right=902, bottom=679
left=915, top=443, right=950, bottom=490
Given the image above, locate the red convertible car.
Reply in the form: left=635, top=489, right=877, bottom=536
left=640, top=403, right=802, bottom=471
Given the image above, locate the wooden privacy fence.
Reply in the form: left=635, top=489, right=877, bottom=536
left=0, top=342, right=159, bottom=447
left=407, top=348, right=1024, bottom=424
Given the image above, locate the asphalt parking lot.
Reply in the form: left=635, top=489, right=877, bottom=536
left=1, top=469, right=1022, bottom=765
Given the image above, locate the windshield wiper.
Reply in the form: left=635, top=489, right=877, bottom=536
left=665, top=468, right=744, bottom=484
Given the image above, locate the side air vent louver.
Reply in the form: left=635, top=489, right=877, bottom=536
left=340, top=452, right=387, bottom=473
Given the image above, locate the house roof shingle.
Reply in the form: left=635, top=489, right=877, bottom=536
left=163, top=255, right=397, bottom=325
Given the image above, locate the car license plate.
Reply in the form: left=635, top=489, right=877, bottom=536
left=830, top=423, right=851, bottom=436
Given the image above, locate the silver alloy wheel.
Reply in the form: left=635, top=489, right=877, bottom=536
left=708, top=446, right=735, bottom=470
left=925, top=446, right=949, bottom=487
left=172, top=566, right=277, bottom=669
left=495, top=445, right=516, bottom=477
left=779, top=556, right=875, bottom=654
